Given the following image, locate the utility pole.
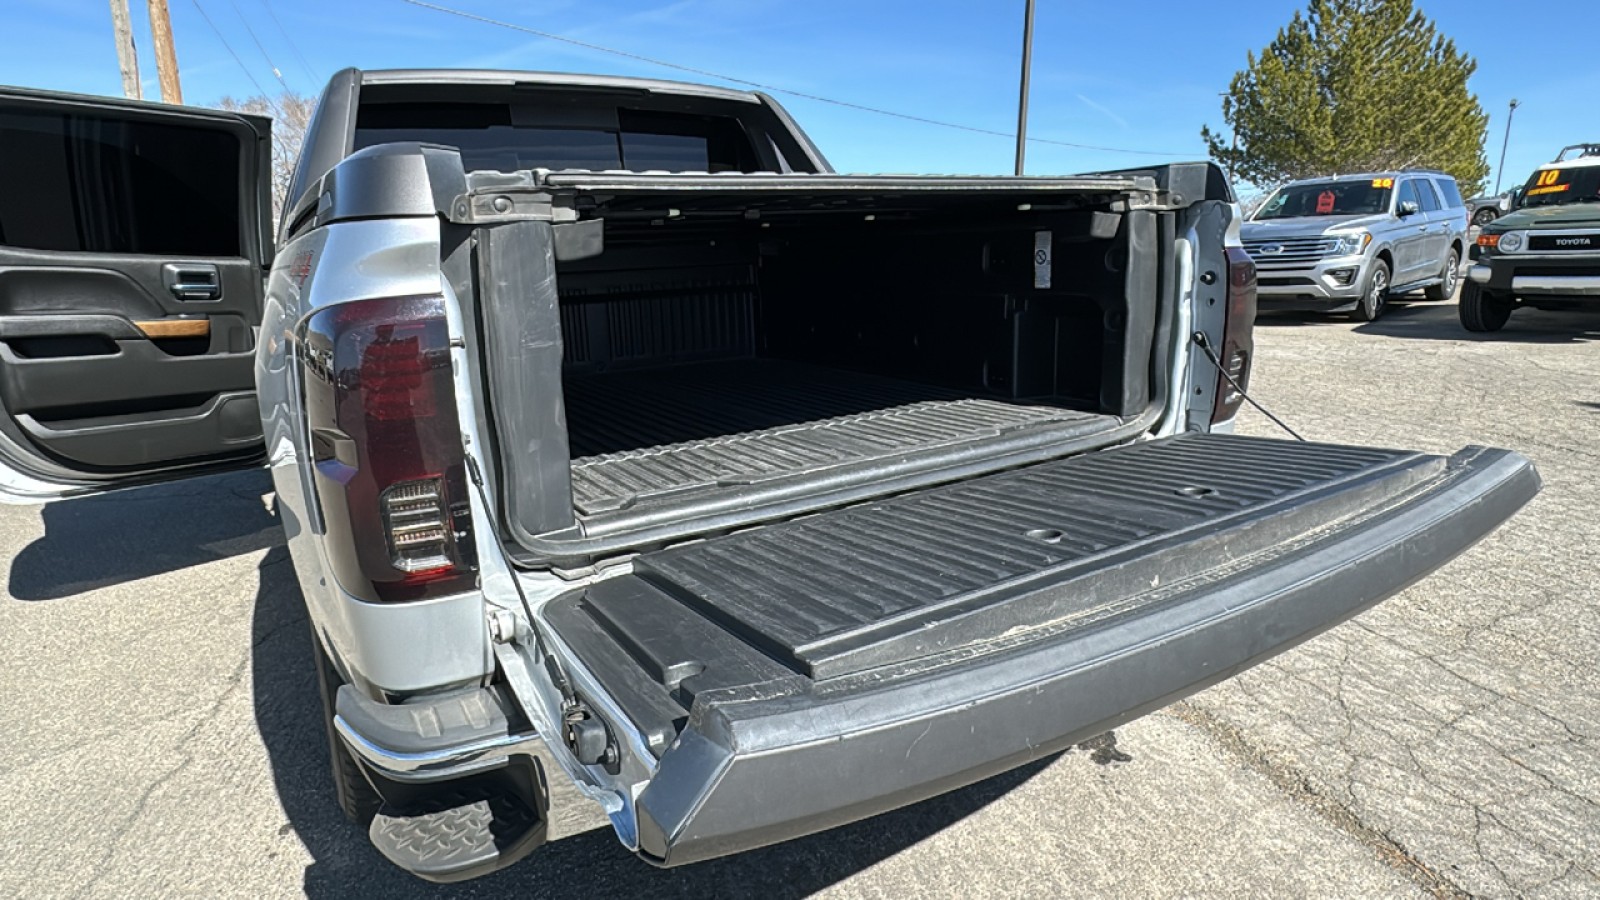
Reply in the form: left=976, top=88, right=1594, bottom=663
left=147, top=0, right=183, bottom=104
left=1013, top=0, right=1035, bottom=176
left=1494, top=98, right=1520, bottom=194
left=108, top=0, right=142, bottom=100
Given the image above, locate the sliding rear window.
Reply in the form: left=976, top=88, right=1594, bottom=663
left=354, top=102, right=760, bottom=173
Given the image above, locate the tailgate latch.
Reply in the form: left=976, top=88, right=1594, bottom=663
left=563, top=702, right=620, bottom=774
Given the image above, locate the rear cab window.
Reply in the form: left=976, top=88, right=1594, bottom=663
left=353, top=99, right=765, bottom=174
left=0, top=108, right=243, bottom=256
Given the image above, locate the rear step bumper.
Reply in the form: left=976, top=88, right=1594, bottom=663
left=632, top=446, right=1539, bottom=865
left=332, top=686, right=551, bottom=882
left=333, top=684, right=543, bottom=781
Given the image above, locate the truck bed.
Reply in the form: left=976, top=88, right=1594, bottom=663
left=563, top=360, right=1117, bottom=517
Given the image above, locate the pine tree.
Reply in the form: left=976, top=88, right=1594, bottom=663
left=1203, top=0, right=1490, bottom=193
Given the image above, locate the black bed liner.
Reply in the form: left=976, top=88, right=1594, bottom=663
left=563, top=360, right=1110, bottom=516
left=544, top=432, right=1468, bottom=756
left=632, top=433, right=1425, bottom=679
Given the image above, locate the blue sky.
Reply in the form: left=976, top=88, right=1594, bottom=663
left=3, top=0, right=1592, bottom=194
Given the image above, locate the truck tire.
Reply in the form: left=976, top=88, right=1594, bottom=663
left=1424, top=248, right=1460, bottom=301
left=312, top=627, right=383, bottom=825
left=1354, top=259, right=1390, bottom=321
left=1473, top=207, right=1498, bottom=227
left=1459, top=281, right=1512, bottom=332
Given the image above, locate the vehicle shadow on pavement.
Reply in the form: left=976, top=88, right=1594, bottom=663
left=8, top=468, right=279, bottom=601
left=251, top=547, right=1060, bottom=900
left=1251, top=310, right=1360, bottom=328
left=1351, top=302, right=1600, bottom=343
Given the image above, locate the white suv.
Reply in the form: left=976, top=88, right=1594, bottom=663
left=1243, top=171, right=1470, bottom=321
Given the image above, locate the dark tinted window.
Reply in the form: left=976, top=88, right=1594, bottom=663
left=354, top=103, right=759, bottom=173
left=0, top=109, right=242, bottom=256
left=1414, top=178, right=1442, bottom=212
left=359, top=123, right=625, bottom=171
left=1395, top=178, right=1420, bottom=211
left=1432, top=177, right=1464, bottom=208
left=1519, top=165, right=1600, bottom=208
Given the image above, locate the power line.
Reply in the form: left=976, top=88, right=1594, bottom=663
left=398, top=0, right=1184, bottom=158
left=258, top=0, right=319, bottom=84
left=191, top=0, right=279, bottom=113
left=229, top=0, right=291, bottom=90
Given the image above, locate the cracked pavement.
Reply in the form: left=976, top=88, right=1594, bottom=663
left=0, top=295, right=1593, bottom=898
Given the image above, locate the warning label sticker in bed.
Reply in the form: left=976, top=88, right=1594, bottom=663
left=1034, top=231, right=1052, bottom=289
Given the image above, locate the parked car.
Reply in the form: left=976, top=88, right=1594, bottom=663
left=1472, top=145, right=1600, bottom=227
left=0, top=72, right=1538, bottom=883
left=1467, top=189, right=1515, bottom=227
left=1462, top=155, right=1600, bottom=331
left=1241, top=170, right=1470, bottom=320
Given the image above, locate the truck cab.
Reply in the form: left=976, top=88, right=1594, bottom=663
left=0, top=71, right=1538, bottom=882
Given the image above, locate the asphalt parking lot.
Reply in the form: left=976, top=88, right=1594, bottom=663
left=2, top=292, right=1596, bottom=899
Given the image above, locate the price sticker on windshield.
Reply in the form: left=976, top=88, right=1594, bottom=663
left=1316, top=190, right=1337, bottom=214
left=1528, top=169, right=1570, bottom=196
left=1371, top=178, right=1394, bottom=188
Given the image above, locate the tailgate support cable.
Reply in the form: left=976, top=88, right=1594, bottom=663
left=465, top=452, right=621, bottom=770
left=1191, top=331, right=1306, bottom=442
left=464, top=452, right=578, bottom=704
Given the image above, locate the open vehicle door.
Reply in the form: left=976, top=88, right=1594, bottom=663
left=0, top=87, right=271, bottom=501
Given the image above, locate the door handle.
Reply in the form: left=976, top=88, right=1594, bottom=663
left=162, top=263, right=222, bottom=301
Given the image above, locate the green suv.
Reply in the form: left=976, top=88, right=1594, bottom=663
left=1463, top=156, right=1600, bottom=331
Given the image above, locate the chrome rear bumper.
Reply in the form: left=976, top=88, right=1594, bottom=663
left=333, top=685, right=544, bottom=782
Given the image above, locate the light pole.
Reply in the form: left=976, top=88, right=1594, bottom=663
left=1013, top=0, right=1035, bottom=176
left=1494, top=98, right=1520, bottom=194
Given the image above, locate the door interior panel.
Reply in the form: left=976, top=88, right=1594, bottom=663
left=0, top=89, right=270, bottom=484
left=0, top=252, right=262, bottom=472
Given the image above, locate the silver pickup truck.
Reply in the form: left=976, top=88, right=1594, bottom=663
left=0, top=70, right=1538, bottom=882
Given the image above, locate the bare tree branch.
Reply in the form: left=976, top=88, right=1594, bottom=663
left=216, top=91, right=315, bottom=227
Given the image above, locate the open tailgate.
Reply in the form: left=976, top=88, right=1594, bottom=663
left=542, top=433, right=1538, bottom=865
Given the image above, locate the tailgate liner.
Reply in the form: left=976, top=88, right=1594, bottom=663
left=537, top=434, right=1539, bottom=863
left=564, top=359, right=1110, bottom=516
left=625, top=442, right=1537, bottom=865
left=631, top=433, right=1433, bottom=679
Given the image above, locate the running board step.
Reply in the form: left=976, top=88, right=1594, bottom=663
left=368, top=765, right=549, bottom=883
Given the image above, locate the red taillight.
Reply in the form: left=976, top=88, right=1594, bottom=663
left=303, top=295, right=476, bottom=602
left=1212, top=247, right=1257, bottom=424
left=359, top=324, right=437, bottom=420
